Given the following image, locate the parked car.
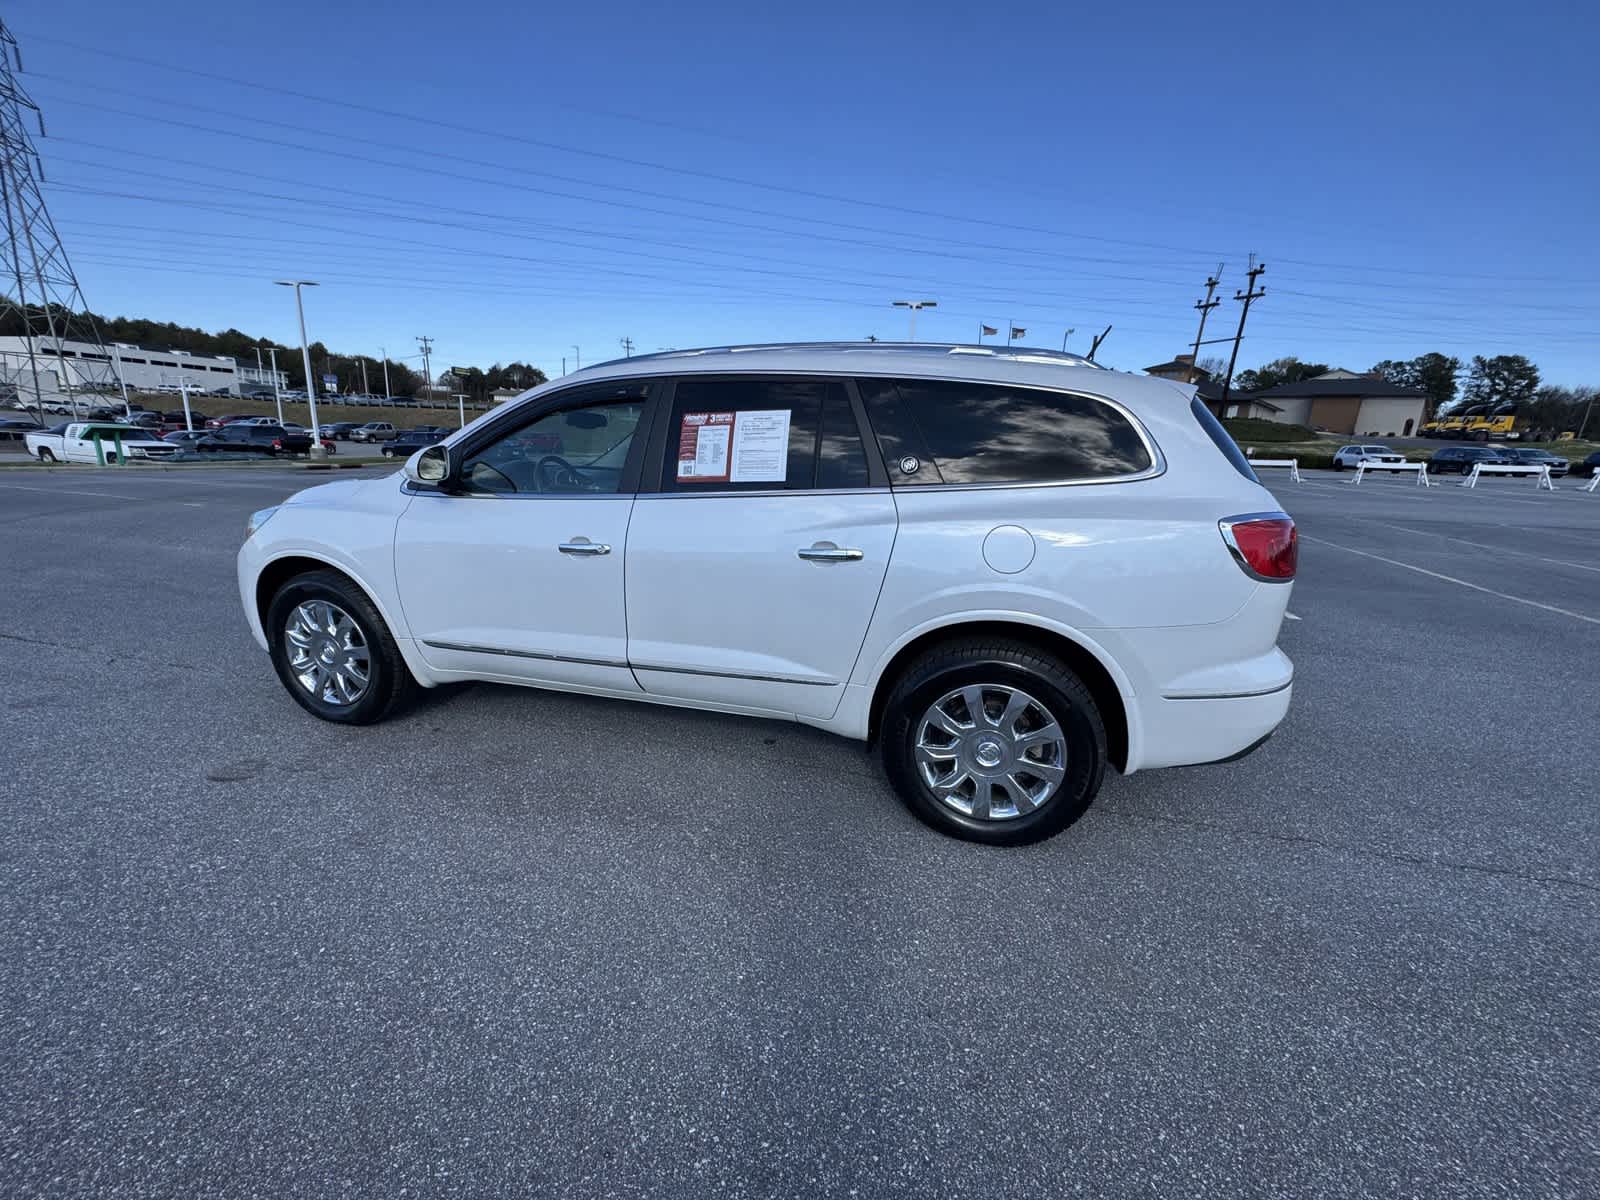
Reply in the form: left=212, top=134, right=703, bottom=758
left=163, top=430, right=209, bottom=449
left=407, top=424, right=451, bottom=436
left=380, top=428, right=449, bottom=457
left=239, top=343, right=1297, bottom=845
left=196, top=423, right=313, bottom=457
left=25, top=421, right=179, bottom=463
left=1426, top=446, right=1517, bottom=474
left=206, top=413, right=256, bottom=430
left=1499, top=447, right=1569, bottom=478
left=1577, top=451, right=1600, bottom=479
left=0, top=416, right=44, bottom=440
left=1330, top=444, right=1405, bottom=471
left=318, top=422, right=362, bottom=441
left=162, top=409, right=208, bottom=426
left=348, top=421, right=398, bottom=443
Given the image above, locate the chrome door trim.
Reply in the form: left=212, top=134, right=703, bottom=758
left=421, top=640, right=629, bottom=670
left=1161, top=679, right=1293, bottom=701
left=630, top=661, right=838, bottom=687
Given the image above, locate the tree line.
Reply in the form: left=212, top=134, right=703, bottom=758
left=1231, top=351, right=1594, bottom=436
left=0, top=302, right=548, bottom=403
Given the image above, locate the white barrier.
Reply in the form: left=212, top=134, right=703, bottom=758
left=1459, top=463, right=1552, bottom=490
left=1582, top=472, right=1599, bottom=493
left=1247, top=457, right=1301, bottom=482
left=1350, top=460, right=1430, bottom=487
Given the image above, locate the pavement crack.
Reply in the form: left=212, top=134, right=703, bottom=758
left=1097, top=806, right=1600, bottom=897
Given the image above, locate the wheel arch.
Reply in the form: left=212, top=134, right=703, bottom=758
left=253, top=552, right=433, bottom=687
left=865, top=618, right=1134, bottom=773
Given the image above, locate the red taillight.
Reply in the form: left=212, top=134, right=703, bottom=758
left=1220, top=514, right=1297, bottom=581
left=272, top=438, right=283, bottom=449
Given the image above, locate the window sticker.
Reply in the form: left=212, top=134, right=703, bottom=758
left=729, top=409, right=791, bottom=483
left=677, top=411, right=734, bottom=481
left=677, top=409, right=793, bottom=484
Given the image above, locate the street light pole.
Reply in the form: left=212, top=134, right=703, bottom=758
left=572, top=345, right=580, bottom=371
left=892, top=299, right=937, bottom=341
left=276, top=280, right=325, bottom=457
left=380, top=346, right=391, bottom=402
left=268, top=347, right=284, bottom=425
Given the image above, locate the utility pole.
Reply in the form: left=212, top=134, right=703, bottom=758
left=1220, top=256, right=1267, bottom=407
left=1088, top=325, right=1112, bottom=361
left=359, top=358, right=369, bottom=395
left=1186, top=265, right=1224, bottom=383
left=619, top=336, right=634, bottom=357
left=416, top=335, right=433, bottom=404
left=572, top=345, right=580, bottom=371
left=561, top=356, right=566, bottom=377
left=268, top=346, right=283, bottom=425
left=275, top=280, right=324, bottom=455
left=380, top=346, right=391, bottom=401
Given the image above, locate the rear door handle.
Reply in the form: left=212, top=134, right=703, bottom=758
left=797, top=545, right=863, bottom=562
left=559, top=540, right=610, bottom=556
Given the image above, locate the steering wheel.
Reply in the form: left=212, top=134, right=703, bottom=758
left=535, top=454, right=581, bottom=491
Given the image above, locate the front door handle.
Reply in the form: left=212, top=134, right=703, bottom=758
left=559, top=540, right=611, bottom=556
left=797, top=544, right=864, bottom=562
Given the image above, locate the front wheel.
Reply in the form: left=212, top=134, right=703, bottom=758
left=266, top=569, right=416, bottom=724
left=1331, top=459, right=1345, bottom=471
left=880, top=638, right=1107, bottom=845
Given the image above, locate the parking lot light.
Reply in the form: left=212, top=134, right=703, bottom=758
left=275, top=280, right=325, bottom=459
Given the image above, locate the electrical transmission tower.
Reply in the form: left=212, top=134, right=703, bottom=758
left=0, top=20, right=119, bottom=420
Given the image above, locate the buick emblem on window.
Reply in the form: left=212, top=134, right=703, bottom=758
left=899, top=456, right=920, bottom=475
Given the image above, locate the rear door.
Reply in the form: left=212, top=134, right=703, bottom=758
left=624, top=376, right=896, bottom=719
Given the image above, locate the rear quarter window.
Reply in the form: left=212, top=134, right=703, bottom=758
left=1189, top=397, right=1259, bottom=482
left=859, top=378, right=1153, bottom=486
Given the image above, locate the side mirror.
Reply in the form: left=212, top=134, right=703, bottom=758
left=405, top=443, right=455, bottom=489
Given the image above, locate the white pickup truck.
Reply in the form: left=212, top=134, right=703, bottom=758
left=24, top=422, right=178, bottom=464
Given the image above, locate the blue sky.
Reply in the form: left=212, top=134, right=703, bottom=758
left=12, top=0, right=1598, bottom=385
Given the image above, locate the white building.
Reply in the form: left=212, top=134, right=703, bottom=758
left=0, top=336, right=242, bottom=400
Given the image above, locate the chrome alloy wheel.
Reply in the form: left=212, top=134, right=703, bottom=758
left=914, top=684, right=1067, bottom=821
left=284, top=600, right=371, bottom=706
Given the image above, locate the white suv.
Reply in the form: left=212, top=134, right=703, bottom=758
left=238, top=344, right=1296, bottom=844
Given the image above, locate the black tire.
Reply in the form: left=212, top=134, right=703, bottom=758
left=880, top=637, right=1107, bottom=846
left=1460, top=462, right=1473, bottom=475
left=37, top=446, right=55, bottom=462
left=265, top=568, right=416, bottom=725
left=1331, top=459, right=1344, bottom=472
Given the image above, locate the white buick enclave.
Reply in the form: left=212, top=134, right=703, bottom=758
left=238, top=343, right=1295, bottom=844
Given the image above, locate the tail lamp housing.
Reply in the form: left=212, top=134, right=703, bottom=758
left=1219, top=512, right=1297, bottom=581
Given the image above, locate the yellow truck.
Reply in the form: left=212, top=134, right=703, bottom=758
left=1464, top=403, right=1527, bottom=441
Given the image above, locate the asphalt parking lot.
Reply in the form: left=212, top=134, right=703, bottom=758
left=2, top=464, right=1596, bottom=1198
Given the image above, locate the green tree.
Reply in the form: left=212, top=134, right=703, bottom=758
left=1233, top=356, right=1330, bottom=393
left=1460, top=354, right=1540, bottom=411
left=1372, top=352, right=1461, bottom=419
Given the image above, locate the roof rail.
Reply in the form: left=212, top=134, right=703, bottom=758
left=584, top=341, right=1108, bottom=372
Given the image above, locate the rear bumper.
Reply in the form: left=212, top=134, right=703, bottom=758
left=1133, top=678, right=1293, bottom=770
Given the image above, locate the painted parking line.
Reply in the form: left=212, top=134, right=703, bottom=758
left=0, top=481, right=144, bottom=500
left=1355, top=519, right=1600, bottom=575
left=1302, top=534, right=1600, bottom=626
left=1284, top=611, right=1302, bottom=621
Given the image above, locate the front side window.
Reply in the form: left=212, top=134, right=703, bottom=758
left=860, top=377, right=1155, bottom=486
left=462, top=397, right=645, bottom=495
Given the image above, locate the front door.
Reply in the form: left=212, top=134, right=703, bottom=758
left=625, top=377, right=896, bottom=719
left=394, top=383, right=653, bottom=692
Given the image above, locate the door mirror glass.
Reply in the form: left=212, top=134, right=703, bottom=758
left=408, top=444, right=451, bottom=485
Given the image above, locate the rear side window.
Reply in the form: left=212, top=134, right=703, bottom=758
left=662, top=378, right=866, bottom=491
left=1189, top=397, right=1259, bottom=482
left=859, top=378, right=1153, bottom=486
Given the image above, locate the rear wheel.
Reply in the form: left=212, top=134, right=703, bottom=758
left=36, top=446, right=55, bottom=462
left=880, top=638, right=1106, bottom=845
left=266, top=569, right=416, bottom=724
